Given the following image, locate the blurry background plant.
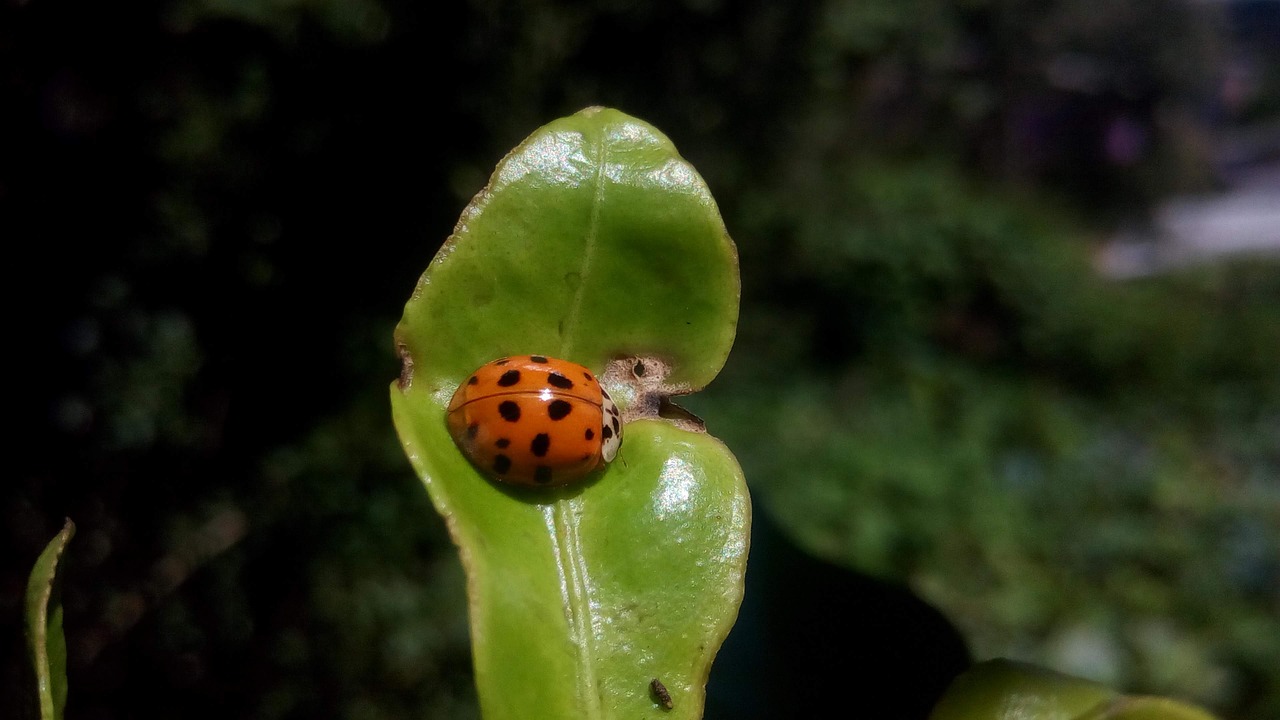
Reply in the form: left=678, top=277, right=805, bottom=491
left=3, top=0, right=1277, bottom=719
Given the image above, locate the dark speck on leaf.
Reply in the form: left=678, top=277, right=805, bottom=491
left=650, top=678, right=673, bottom=710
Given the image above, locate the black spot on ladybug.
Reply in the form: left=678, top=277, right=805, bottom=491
left=585, top=428, right=594, bottom=440
left=584, top=371, right=594, bottom=382
left=530, top=355, right=548, bottom=363
left=493, top=454, right=512, bottom=474
left=466, top=423, right=479, bottom=439
left=467, top=376, right=479, bottom=385
left=650, top=678, right=673, bottom=710
left=547, top=372, right=574, bottom=389
left=581, top=453, right=592, bottom=461
left=534, top=466, right=553, bottom=484
left=633, top=361, right=646, bottom=377
left=499, top=401, right=521, bottom=422
left=602, top=425, right=614, bottom=440
left=497, top=370, right=521, bottom=387
left=531, top=433, right=551, bottom=457
left=612, top=416, right=620, bottom=433
left=495, top=438, right=510, bottom=449
left=548, top=400, right=572, bottom=420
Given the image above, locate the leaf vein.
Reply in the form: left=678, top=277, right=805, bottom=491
left=549, top=499, right=602, bottom=718
left=558, top=127, right=607, bottom=358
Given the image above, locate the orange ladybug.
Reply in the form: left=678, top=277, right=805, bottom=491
left=446, top=355, right=622, bottom=487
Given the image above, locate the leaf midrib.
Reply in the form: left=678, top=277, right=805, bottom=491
left=550, top=124, right=608, bottom=719
left=558, top=124, right=607, bottom=360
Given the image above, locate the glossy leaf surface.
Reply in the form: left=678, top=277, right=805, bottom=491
left=396, top=108, right=739, bottom=391
left=391, top=107, right=747, bottom=720
left=930, top=659, right=1220, bottom=720
left=1078, top=697, right=1220, bottom=720
left=25, top=519, right=74, bottom=720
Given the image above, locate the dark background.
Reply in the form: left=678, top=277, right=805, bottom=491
left=4, top=0, right=1278, bottom=718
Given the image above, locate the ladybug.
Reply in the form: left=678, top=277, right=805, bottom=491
left=446, top=355, right=622, bottom=487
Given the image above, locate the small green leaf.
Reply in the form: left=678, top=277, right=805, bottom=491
left=929, top=659, right=1221, bottom=720
left=391, top=107, right=747, bottom=719
left=25, top=518, right=75, bottom=720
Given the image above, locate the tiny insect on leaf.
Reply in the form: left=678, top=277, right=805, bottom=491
left=650, top=678, right=673, bottom=710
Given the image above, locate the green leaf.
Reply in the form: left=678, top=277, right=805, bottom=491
left=929, top=659, right=1221, bottom=720
left=1075, top=696, right=1221, bottom=720
left=394, top=107, right=739, bottom=390
left=391, top=107, right=748, bottom=720
left=25, top=518, right=75, bottom=720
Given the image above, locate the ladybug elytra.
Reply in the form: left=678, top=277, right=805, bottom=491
left=446, top=355, right=622, bottom=487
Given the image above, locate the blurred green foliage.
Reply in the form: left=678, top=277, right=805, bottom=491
left=4, top=0, right=1277, bottom=719
left=688, top=160, right=1279, bottom=716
